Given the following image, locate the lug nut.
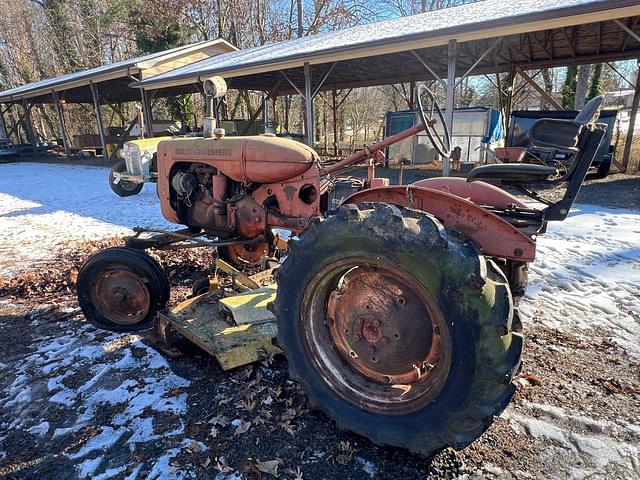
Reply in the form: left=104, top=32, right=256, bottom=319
left=372, top=319, right=380, bottom=328
left=353, top=334, right=362, bottom=342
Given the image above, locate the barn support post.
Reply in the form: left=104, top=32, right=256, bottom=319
left=51, top=90, right=70, bottom=157
left=21, top=100, right=39, bottom=157
left=282, top=63, right=335, bottom=147
left=443, top=39, right=457, bottom=176
left=141, top=89, right=154, bottom=137
left=332, top=90, right=338, bottom=155
left=304, top=62, right=314, bottom=146
left=621, top=62, right=640, bottom=173
left=89, top=82, right=108, bottom=160
left=504, top=65, right=516, bottom=142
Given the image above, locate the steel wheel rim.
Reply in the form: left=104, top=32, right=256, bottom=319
left=301, top=257, right=452, bottom=415
left=92, top=269, right=151, bottom=325
left=226, top=242, right=269, bottom=268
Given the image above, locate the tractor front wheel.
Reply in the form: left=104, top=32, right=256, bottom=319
left=109, top=160, right=143, bottom=197
left=273, top=203, right=522, bottom=456
left=77, top=247, right=170, bottom=331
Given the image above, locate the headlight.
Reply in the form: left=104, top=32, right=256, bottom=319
left=142, top=150, right=153, bottom=162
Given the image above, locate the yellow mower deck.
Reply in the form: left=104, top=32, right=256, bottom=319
left=156, top=261, right=280, bottom=370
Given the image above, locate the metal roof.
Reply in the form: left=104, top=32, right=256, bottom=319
left=0, top=39, right=237, bottom=104
left=135, top=0, right=640, bottom=93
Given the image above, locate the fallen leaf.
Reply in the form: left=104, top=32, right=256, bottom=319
left=281, top=408, right=297, bottom=421
left=280, top=421, right=294, bottom=436
left=209, top=426, right=219, bottom=438
left=235, top=419, right=252, bottom=435
left=391, top=384, right=411, bottom=396
left=523, top=371, right=541, bottom=386
left=256, top=459, right=282, bottom=477
left=208, top=415, right=228, bottom=427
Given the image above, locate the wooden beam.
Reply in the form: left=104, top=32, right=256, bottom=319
left=562, top=27, right=576, bottom=58
left=530, top=32, right=553, bottom=60
left=515, top=67, right=563, bottom=110
left=616, top=18, right=640, bottom=46
left=621, top=17, right=640, bottom=52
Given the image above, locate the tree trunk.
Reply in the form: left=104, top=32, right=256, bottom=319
left=574, top=64, right=591, bottom=109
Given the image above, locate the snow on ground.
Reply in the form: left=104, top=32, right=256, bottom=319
left=0, top=162, right=171, bottom=278
left=0, top=309, right=195, bottom=478
left=520, top=204, right=640, bottom=357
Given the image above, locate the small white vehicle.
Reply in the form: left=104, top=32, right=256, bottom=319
left=109, top=137, right=168, bottom=197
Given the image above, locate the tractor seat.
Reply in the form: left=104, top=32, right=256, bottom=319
left=466, top=163, right=556, bottom=183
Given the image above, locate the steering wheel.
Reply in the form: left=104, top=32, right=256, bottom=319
left=416, top=84, right=451, bottom=159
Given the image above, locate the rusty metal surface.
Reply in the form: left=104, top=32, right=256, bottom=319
left=302, top=259, right=452, bottom=415
left=412, top=177, right=528, bottom=209
left=224, top=242, right=270, bottom=268
left=321, top=125, right=423, bottom=176
left=343, top=185, right=537, bottom=261
left=157, top=136, right=317, bottom=186
left=93, top=269, right=150, bottom=325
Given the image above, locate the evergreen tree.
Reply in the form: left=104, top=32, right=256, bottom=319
left=561, top=65, right=578, bottom=109
left=587, top=64, right=603, bottom=101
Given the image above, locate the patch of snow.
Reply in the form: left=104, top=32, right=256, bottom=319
left=92, top=465, right=129, bottom=480
left=26, top=421, right=50, bottom=437
left=355, top=456, right=377, bottom=478
left=126, top=417, right=159, bottom=443
left=146, top=447, right=185, bottom=480
left=77, top=456, right=104, bottom=479
left=69, top=426, right=127, bottom=459
left=0, top=163, right=172, bottom=278
left=505, top=406, right=640, bottom=478
left=520, top=204, right=640, bottom=357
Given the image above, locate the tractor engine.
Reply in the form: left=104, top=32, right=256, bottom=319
left=170, top=163, right=233, bottom=236
left=156, top=135, right=325, bottom=240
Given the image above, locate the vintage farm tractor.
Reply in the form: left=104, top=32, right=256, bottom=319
left=76, top=77, right=606, bottom=456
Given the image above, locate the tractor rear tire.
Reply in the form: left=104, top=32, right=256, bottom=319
left=273, top=203, right=522, bottom=457
left=77, top=247, right=170, bottom=332
left=109, top=160, right=143, bottom=197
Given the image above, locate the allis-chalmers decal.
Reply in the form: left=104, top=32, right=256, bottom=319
left=175, top=147, right=233, bottom=157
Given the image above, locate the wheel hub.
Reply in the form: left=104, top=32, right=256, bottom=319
left=93, top=269, right=151, bottom=325
left=225, top=242, right=270, bottom=268
left=304, top=260, right=452, bottom=415
left=327, top=267, right=437, bottom=385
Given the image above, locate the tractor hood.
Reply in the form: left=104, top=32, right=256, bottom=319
left=157, top=135, right=319, bottom=184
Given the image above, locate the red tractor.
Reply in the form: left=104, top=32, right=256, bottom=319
left=77, top=79, right=605, bottom=456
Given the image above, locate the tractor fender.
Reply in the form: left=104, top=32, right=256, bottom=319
left=342, top=185, right=536, bottom=262
left=412, top=177, right=528, bottom=209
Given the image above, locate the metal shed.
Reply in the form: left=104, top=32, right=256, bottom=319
left=136, top=0, right=640, bottom=173
left=0, top=39, right=237, bottom=158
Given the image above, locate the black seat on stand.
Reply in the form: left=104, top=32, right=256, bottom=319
left=466, top=163, right=556, bottom=183
left=466, top=96, right=604, bottom=184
